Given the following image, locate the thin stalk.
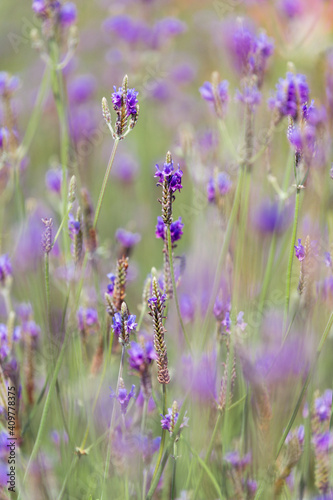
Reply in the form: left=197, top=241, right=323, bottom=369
left=142, top=469, right=148, bottom=500
left=150, top=384, right=167, bottom=485
left=193, top=411, right=222, bottom=499
left=22, top=325, right=71, bottom=485
left=16, top=66, right=50, bottom=161
left=101, top=345, right=125, bottom=500
left=283, top=187, right=301, bottom=333
left=166, top=226, right=192, bottom=353
left=201, top=166, right=245, bottom=349
left=171, top=441, right=177, bottom=500
left=49, top=40, right=70, bottom=221
left=44, top=253, right=51, bottom=332
left=141, top=397, right=148, bottom=436
left=93, top=138, right=120, bottom=229
left=276, top=311, right=333, bottom=459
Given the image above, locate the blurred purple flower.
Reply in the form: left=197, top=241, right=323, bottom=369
left=45, top=168, right=62, bottom=194
left=103, top=15, right=148, bottom=45
left=77, top=307, right=99, bottom=335
left=278, top=0, right=304, bottom=18
left=295, top=239, right=305, bottom=261
left=115, top=228, right=141, bottom=250
left=253, top=200, right=290, bottom=234
left=106, top=273, right=116, bottom=295
left=59, top=2, right=77, bottom=26
left=161, top=406, right=189, bottom=434
left=0, top=72, right=20, bottom=96
left=128, top=339, right=157, bottom=372
left=170, top=217, right=184, bottom=243
left=110, top=384, right=135, bottom=415
left=269, top=72, right=309, bottom=121
left=199, top=80, right=229, bottom=104
left=225, top=450, right=252, bottom=469
left=0, top=127, right=9, bottom=149
left=314, top=390, right=332, bottom=422
left=217, top=172, right=232, bottom=196
left=235, top=83, right=261, bottom=109
left=68, top=75, right=97, bottom=104
left=0, top=254, right=12, bottom=285
left=179, top=294, right=195, bottom=323
left=207, top=176, right=215, bottom=202
left=112, top=153, right=139, bottom=183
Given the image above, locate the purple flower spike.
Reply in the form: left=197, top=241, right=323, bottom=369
left=0, top=72, right=20, bottom=97
left=207, top=176, right=215, bottom=203
left=269, top=72, right=309, bottom=121
left=128, top=339, right=157, bottom=372
left=111, top=86, right=139, bottom=117
left=107, top=273, right=116, bottom=295
left=160, top=407, right=189, bottom=434
left=59, top=2, right=77, bottom=26
left=77, top=307, right=99, bottom=335
left=294, top=239, right=305, bottom=261
left=199, top=80, right=229, bottom=104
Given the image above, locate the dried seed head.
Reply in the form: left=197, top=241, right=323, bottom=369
left=41, top=218, right=53, bottom=254
left=112, top=257, right=129, bottom=311
left=68, top=175, right=76, bottom=204
left=102, top=97, right=112, bottom=126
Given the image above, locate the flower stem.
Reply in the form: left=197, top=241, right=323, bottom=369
left=201, top=166, right=245, bottom=349
left=150, top=384, right=167, bottom=485
left=166, top=226, right=192, bottom=353
left=276, top=311, right=333, bottom=459
left=44, top=253, right=51, bottom=333
left=283, top=186, right=301, bottom=334
left=22, top=298, right=70, bottom=485
left=193, top=411, right=222, bottom=499
left=94, top=138, right=120, bottom=229
left=171, top=441, right=178, bottom=500
left=101, top=344, right=125, bottom=500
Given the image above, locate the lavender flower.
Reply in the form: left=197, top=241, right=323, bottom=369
left=112, top=304, right=137, bottom=346
left=295, top=239, right=305, bottom=261
left=224, top=450, right=252, bottom=470
left=269, top=72, right=309, bottom=122
left=41, top=218, right=53, bottom=254
left=235, top=82, right=261, bottom=109
left=106, top=273, right=116, bottom=295
left=68, top=75, right=96, bottom=104
left=112, top=86, right=139, bottom=117
left=128, top=339, right=157, bottom=372
left=161, top=402, right=189, bottom=434
left=110, top=381, right=135, bottom=415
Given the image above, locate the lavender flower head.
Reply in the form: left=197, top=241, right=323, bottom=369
left=155, top=159, right=183, bottom=193
left=112, top=86, right=139, bottom=117
left=199, top=79, right=229, bottom=117
left=207, top=172, right=232, bottom=203
left=112, top=308, right=137, bottom=345
left=128, top=339, right=157, bottom=372
left=295, top=239, right=305, bottom=261
left=110, top=381, right=135, bottom=415
left=269, top=72, right=309, bottom=122
left=58, top=2, right=77, bottom=26
left=314, top=390, right=332, bottom=422
left=161, top=403, right=189, bottom=434
left=155, top=216, right=184, bottom=244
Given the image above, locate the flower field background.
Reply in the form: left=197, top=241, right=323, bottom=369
left=1, top=0, right=333, bottom=499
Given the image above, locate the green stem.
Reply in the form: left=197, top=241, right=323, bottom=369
left=101, top=345, right=125, bottom=500
left=193, top=411, right=222, bottom=499
left=167, top=226, right=192, bottom=353
left=16, top=66, right=50, bottom=161
left=201, top=166, right=245, bottom=349
left=44, top=254, right=50, bottom=332
left=93, top=138, right=120, bottom=229
left=171, top=441, right=177, bottom=500
left=22, top=325, right=71, bottom=484
left=150, top=384, right=167, bottom=486
left=283, top=187, right=300, bottom=333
